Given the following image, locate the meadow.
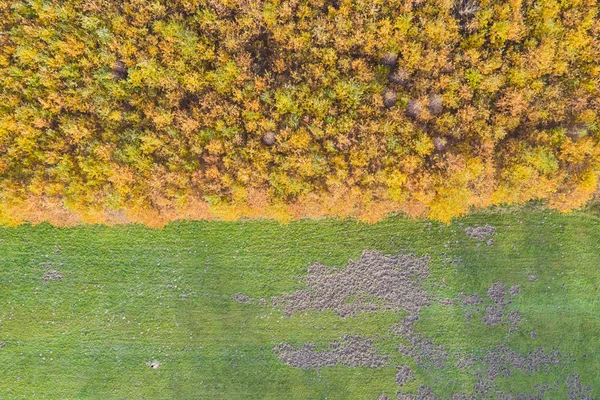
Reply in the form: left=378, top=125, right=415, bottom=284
left=0, top=207, right=598, bottom=399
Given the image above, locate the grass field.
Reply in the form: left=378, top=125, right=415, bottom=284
left=0, top=208, right=598, bottom=399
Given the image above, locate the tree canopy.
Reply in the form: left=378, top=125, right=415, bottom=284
left=0, top=0, right=599, bottom=225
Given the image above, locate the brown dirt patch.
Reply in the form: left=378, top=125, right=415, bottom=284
left=476, top=345, right=565, bottom=382
left=482, top=305, right=503, bottom=326
left=566, top=373, right=593, bottom=400
left=465, top=225, right=496, bottom=240
left=398, top=335, right=448, bottom=370
left=234, top=293, right=250, bottom=303
left=395, top=365, right=415, bottom=386
left=392, top=314, right=420, bottom=337
left=280, top=250, right=430, bottom=317
left=510, top=285, right=521, bottom=296
left=507, top=310, right=521, bottom=332
left=487, top=282, right=507, bottom=305
left=273, top=335, right=388, bottom=369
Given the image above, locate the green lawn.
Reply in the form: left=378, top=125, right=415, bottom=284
left=0, top=208, right=598, bottom=399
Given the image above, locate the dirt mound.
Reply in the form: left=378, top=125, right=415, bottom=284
left=483, top=305, right=503, bottom=326
left=280, top=250, right=430, bottom=317
left=273, top=335, right=388, bottom=369
left=465, top=225, right=496, bottom=240
left=42, top=270, right=63, bottom=281
left=566, top=373, right=593, bottom=400
left=476, top=345, right=564, bottom=381
left=487, top=282, right=507, bottom=305
left=395, top=365, right=415, bottom=386
left=510, top=285, right=521, bottom=296
left=507, top=310, right=521, bottom=332
left=480, top=281, right=522, bottom=329
left=234, top=293, right=250, bottom=303
left=398, top=335, right=448, bottom=370
left=392, top=314, right=420, bottom=337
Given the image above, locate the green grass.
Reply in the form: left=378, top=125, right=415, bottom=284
left=0, top=209, right=598, bottom=399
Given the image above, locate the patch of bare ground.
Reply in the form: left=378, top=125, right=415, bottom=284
left=480, top=281, right=526, bottom=332
left=468, top=345, right=568, bottom=397
left=273, top=335, right=388, bottom=368
left=507, top=310, right=521, bottom=332
left=265, top=250, right=590, bottom=399
left=279, top=250, right=430, bottom=317
left=465, top=225, right=496, bottom=240
left=482, top=305, right=503, bottom=326
left=234, top=293, right=250, bottom=303
left=566, top=373, right=593, bottom=400
left=397, top=334, right=448, bottom=370
left=510, top=285, right=521, bottom=296
left=392, top=314, right=420, bottom=337
left=487, top=282, right=507, bottom=305
left=395, top=365, right=415, bottom=386
left=397, top=386, right=442, bottom=399
left=393, top=315, right=448, bottom=370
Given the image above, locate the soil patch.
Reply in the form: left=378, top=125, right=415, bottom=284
left=487, top=282, right=507, bottom=305
left=566, top=373, right=593, bottom=400
left=280, top=250, right=430, bottom=317
left=476, top=345, right=565, bottom=381
left=273, top=335, right=388, bottom=369
left=234, top=293, right=250, bottom=303
left=510, top=285, right=521, bottom=296
left=507, top=310, right=521, bottom=332
left=482, top=305, right=503, bottom=326
left=392, top=314, right=420, bottom=337
left=398, top=335, right=448, bottom=370
left=465, top=225, right=496, bottom=240
left=395, top=365, right=415, bottom=386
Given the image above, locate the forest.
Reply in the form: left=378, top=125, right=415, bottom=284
left=0, top=0, right=599, bottom=225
